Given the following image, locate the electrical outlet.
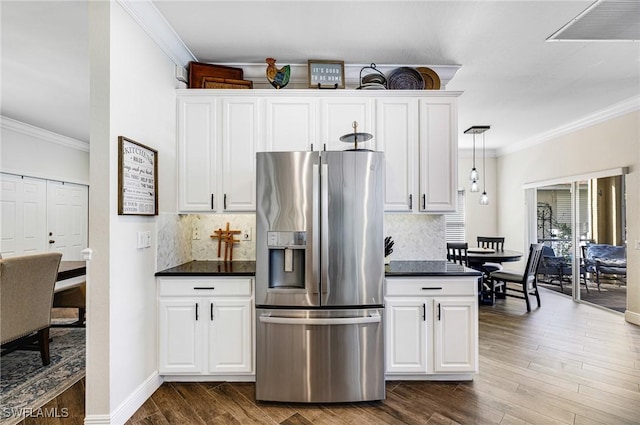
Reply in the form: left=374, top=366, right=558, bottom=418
left=242, top=228, right=252, bottom=241
left=192, top=227, right=201, bottom=240
left=635, top=240, right=640, bottom=250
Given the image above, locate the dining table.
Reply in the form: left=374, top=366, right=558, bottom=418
left=55, top=260, right=86, bottom=291
left=466, top=249, right=523, bottom=305
left=466, top=249, right=523, bottom=268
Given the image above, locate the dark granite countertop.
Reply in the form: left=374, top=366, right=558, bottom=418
left=156, top=260, right=481, bottom=278
left=155, top=261, right=256, bottom=277
left=385, top=260, right=482, bottom=277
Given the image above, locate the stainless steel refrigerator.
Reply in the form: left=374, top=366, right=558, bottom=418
left=255, top=150, right=385, bottom=403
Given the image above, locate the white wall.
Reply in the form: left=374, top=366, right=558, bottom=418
left=0, top=118, right=89, bottom=184
left=87, top=1, right=179, bottom=421
left=497, top=111, right=640, bottom=324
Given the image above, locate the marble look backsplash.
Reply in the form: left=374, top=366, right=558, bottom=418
left=191, top=214, right=256, bottom=261
left=156, top=213, right=194, bottom=271
left=384, top=214, right=446, bottom=261
left=156, top=212, right=445, bottom=270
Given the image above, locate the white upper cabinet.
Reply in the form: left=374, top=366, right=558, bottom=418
left=376, top=98, right=418, bottom=212
left=265, top=97, right=317, bottom=152
left=376, top=96, right=457, bottom=213
left=320, top=97, right=374, bottom=151
left=419, top=98, right=458, bottom=213
left=177, top=90, right=460, bottom=214
left=177, top=98, right=218, bottom=211
left=221, top=98, right=261, bottom=211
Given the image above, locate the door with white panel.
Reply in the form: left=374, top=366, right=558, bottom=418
left=320, top=98, right=374, bottom=151
left=221, top=97, right=261, bottom=211
left=433, top=298, right=477, bottom=373
left=376, top=98, right=418, bottom=212
left=0, top=173, right=47, bottom=257
left=265, top=98, right=318, bottom=152
left=208, top=298, right=253, bottom=374
left=47, top=181, right=88, bottom=259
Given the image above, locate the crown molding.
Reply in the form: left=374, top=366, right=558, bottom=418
left=117, top=0, right=196, bottom=68
left=497, top=95, right=640, bottom=157
left=1, top=116, right=89, bottom=152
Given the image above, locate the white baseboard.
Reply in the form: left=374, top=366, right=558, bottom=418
left=625, top=309, right=640, bottom=326
left=84, top=372, right=163, bottom=425
left=163, top=374, right=255, bottom=382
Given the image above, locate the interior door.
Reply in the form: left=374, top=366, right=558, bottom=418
left=0, top=173, right=47, bottom=257
left=47, top=181, right=88, bottom=259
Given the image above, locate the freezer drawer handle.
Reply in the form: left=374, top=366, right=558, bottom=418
left=421, top=287, right=443, bottom=290
left=259, top=312, right=381, bottom=326
left=193, top=287, right=215, bottom=290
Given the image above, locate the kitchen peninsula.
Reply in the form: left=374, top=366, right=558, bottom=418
left=155, top=260, right=481, bottom=382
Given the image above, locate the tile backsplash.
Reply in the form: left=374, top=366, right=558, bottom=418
left=156, top=212, right=445, bottom=270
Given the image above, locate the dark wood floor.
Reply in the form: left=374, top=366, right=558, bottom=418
left=20, top=289, right=640, bottom=424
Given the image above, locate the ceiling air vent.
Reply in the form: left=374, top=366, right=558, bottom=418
left=547, top=0, right=640, bottom=41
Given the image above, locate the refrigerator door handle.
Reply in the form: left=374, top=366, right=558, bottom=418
left=259, top=311, right=381, bottom=326
left=320, top=163, right=329, bottom=297
left=312, top=163, right=320, bottom=295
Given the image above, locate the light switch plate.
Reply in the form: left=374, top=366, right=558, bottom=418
left=635, top=240, right=640, bottom=250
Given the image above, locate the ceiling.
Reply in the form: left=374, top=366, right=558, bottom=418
left=1, top=1, right=639, bottom=153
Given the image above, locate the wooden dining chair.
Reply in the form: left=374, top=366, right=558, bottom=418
left=477, top=236, right=505, bottom=251
left=475, top=236, right=506, bottom=283
left=489, top=243, right=544, bottom=312
left=447, top=242, right=469, bottom=267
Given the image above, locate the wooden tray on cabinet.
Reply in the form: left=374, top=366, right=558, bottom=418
left=188, top=61, right=244, bottom=88
left=202, top=77, right=253, bottom=89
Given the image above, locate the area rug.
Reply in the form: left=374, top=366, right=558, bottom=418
left=0, top=325, right=85, bottom=425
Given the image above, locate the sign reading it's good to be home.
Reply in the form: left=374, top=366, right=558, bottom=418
left=118, top=136, right=158, bottom=215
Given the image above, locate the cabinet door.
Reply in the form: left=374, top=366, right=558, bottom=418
left=177, top=98, right=218, bottom=211
left=221, top=98, right=261, bottom=211
left=158, top=299, right=203, bottom=374
left=208, top=298, right=253, bottom=374
left=418, top=98, right=458, bottom=212
left=265, top=98, right=318, bottom=152
left=376, top=98, right=418, bottom=212
left=320, top=98, right=374, bottom=151
left=385, top=298, right=429, bottom=374
left=433, top=298, right=477, bottom=373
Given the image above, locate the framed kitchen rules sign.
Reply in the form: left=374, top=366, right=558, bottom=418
left=118, top=136, right=158, bottom=215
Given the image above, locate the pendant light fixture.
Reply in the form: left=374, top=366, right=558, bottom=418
left=479, top=128, right=489, bottom=205
left=464, top=125, right=490, bottom=195
left=468, top=132, right=479, bottom=185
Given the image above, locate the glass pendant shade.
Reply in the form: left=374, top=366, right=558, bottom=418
left=470, top=180, right=479, bottom=192
left=480, top=191, right=489, bottom=205
left=469, top=167, right=479, bottom=181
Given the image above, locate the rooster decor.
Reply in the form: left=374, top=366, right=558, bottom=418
left=265, top=57, right=290, bottom=89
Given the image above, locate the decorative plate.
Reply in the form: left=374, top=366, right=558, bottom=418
left=416, top=67, right=441, bottom=90
left=387, top=67, right=425, bottom=90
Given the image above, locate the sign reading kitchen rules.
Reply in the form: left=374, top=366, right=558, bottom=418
left=118, top=136, right=158, bottom=216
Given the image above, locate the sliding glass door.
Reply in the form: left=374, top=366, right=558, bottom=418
left=528, top=169, right=627, bottom=312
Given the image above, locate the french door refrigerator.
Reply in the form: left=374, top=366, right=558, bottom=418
left=255, top=150, right=385, bottom=403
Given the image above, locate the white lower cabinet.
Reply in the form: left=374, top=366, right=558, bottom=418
left=158, top=277, right=254, bottom=379
left=385, top=276, right=478, bottom=380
